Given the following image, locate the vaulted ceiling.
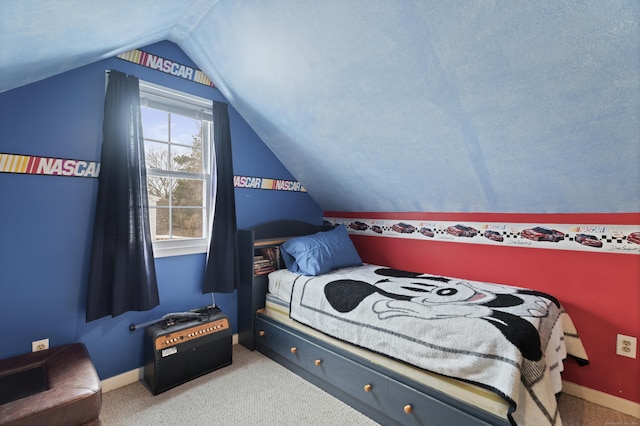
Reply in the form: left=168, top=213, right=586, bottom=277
left=1, top=1, right=638, bottom=213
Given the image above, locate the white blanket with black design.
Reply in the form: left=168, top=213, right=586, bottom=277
left=283, top=264, right=588, bottom=426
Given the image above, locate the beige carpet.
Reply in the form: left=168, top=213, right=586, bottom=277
left=557, top=392, right=639, bottom=426
left=101, top=344, right=377, bottom=425
left=101, top=344, right=638, bottom=425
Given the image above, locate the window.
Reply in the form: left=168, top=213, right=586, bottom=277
left=139, top=81, right=214, bottom=257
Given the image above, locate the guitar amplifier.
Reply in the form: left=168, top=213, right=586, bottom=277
left=144, top=306, right=232, bottom=395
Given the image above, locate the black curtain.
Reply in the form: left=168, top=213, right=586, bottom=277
left=203, top=101, right=238, bottom=294
left=86, top=70, right=159, bottom=322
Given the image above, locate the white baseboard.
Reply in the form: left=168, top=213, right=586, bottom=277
left=101, top=367, right=144, bottom=393
left=101, top=333, right=239, bottom=393
left=562, top=380, right=640, bottom=419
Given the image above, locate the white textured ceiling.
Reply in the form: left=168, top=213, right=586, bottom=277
left=1, top=1, right=638, bottom=213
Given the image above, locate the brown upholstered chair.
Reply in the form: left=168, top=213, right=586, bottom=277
left=0, top=343, right=102, bottom=425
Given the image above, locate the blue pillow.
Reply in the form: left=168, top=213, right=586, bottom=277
left=280, top=225, right=363, bottom=276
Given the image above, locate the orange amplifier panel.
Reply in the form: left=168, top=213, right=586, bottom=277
left=154, top=318, right=229, bottom=350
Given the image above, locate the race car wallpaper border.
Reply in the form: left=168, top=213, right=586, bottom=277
left=324, top=216, right=640, bottom=256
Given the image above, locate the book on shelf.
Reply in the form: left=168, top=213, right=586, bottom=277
left=254, top=256, right=274, bottom=275
left=253, top=246, right=280, bottom=276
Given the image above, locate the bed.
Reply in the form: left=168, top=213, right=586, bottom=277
left=237, top=220, right=589, bottom=426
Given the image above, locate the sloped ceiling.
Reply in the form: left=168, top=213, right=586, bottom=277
left=1, top=1, right=638, bottom=213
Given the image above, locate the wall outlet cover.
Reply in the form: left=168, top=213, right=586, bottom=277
left=616, top=334, right=637, bottom=359
left=31, top=338, right=49, bottom=352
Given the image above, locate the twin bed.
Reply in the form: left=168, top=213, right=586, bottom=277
left=238, top=220, right=588, bottom=426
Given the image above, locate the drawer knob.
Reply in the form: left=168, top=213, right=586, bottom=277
left=314, top=359, right=322, bottom=366
left=290, top=347, right=297, bottom=354
left=259, top=330, right=265, bottom=337
left=404, top=404, right=413, bottom=414
left=363, top=384, right=372, bottom=393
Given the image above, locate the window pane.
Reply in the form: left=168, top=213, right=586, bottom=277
left=171, top=144, right=202, bottom=172
left=147, top=176, right=172, bottom=203
left=145, top=141, right=169, bottom=171
left=171, top=208, right=203, bottom=239
left=150, top=207, right=170, bottom=240
left=172, top=179, right=203, bottom=206
left=141, top=107, right=169, bottom=142
left=171, top=113, right=201, bottom=146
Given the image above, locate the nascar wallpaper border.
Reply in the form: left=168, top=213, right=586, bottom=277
left=233, top=175, right=306, bottom=192
left=0, top=153, right=306, bottom=193
left=117, top=49, right=216, bottom=88
left=325, top=216, right=640, bottom=256
left=0, top=153, right=100, bottom=178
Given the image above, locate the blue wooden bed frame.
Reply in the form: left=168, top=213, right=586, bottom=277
left=238, top=220, right=510, bottom=426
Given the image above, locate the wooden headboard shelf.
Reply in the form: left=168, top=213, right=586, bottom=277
left=253, top=238, right=288, bottom=247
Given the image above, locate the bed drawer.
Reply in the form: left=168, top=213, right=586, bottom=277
left=306, top=342, right=388, bottom=409
left=387, top=379, right=492, bottom=426
left=255, top=316, right=308, bottom=368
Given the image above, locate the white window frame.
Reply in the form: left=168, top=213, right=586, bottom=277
left=139, top=80, right=214, bottom=258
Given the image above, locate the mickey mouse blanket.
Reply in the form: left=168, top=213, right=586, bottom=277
left=285, top=264, right=589, bottom=426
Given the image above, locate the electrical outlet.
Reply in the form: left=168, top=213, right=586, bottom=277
left=32, top=338, right=49, bottom=352
left=616, top=334, right=637, bottom=359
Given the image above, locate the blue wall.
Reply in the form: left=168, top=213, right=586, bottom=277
left=0, top=41, right=322, bottom=379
